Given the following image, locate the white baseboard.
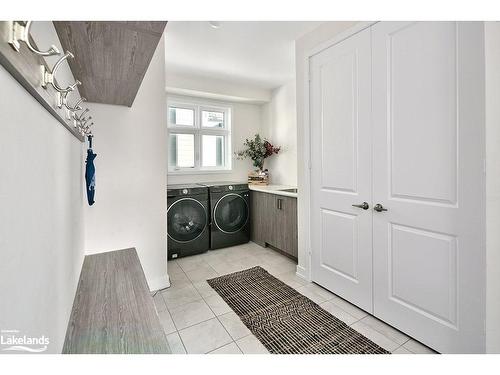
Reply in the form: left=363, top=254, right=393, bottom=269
left=296, top=265, right=310, bottom=281
left=148, top=274, right=170, bottom=292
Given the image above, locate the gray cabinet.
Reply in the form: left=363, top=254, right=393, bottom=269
left=250, top=191, right=298, bottom=260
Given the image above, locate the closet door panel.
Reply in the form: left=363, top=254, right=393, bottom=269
left=372, top=21, right=485, bottom=353
left=388, top=22, right=458, bottom=204
left=310, top=28, right=373, bottom=312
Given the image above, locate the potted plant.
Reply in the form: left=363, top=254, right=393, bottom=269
left=235, top=134, right=281, bottom=185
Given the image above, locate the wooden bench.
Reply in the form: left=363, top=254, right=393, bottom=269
left=63, top=248, right=169, bottom=354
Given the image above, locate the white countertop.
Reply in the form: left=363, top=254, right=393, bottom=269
left=248, top=184, right=298, bottom=198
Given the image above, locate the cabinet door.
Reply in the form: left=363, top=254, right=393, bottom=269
left=372, top=22, right=485, bottom=353
left=309, top=27, right=373, bottom=313
left=250, top=191, right=273, bottom=247
left=275, top=196, right=298, bottom=258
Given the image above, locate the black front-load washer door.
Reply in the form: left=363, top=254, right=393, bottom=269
left=213, top=193, right=249, bottom=234
left=167, top=198, right=207, bottom=243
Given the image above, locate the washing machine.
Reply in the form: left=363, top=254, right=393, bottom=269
left=167, top=184, right=210, bottom=260
left=199, top=182, right=250, bottom=250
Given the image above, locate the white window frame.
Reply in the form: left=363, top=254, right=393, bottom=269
left=167, top=96, right=232, bottom=174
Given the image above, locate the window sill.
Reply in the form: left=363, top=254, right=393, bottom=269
left=168, top=169, right=233, bottom=176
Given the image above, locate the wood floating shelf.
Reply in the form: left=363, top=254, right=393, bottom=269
left=0, top=22, right=84, bottom=142
left=54, top=21, right=167, bottom=107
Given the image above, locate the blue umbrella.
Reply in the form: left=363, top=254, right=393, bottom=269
left=85, top=135, right=97, bottom=206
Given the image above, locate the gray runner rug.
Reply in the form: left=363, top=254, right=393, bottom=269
left=207, top=266, right=389, bottom=354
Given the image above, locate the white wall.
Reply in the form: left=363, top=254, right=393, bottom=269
left=261, top=80, right=297, bottom=186
left=84, top=35, right=169, bottom=292
left=295, top=21, right=359, bottom=279
left=0, top=24, right=85, bottom=353
left=485, top=21, right=500, bottom=354
left=167, top=98, right=262, bottom=185
left=166, top=70, right=271, bottom=104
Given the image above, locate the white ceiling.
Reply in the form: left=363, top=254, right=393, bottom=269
left=164, top=21, right=322, bottom=91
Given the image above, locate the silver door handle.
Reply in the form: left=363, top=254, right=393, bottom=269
left=374, top=203, right=388, bottom=212
left=352, top=202, right=369, bottom=210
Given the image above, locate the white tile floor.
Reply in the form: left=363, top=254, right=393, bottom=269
left=154, top=242, right=436, bottom=354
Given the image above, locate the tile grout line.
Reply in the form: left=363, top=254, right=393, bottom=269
left=165, top=251, right=264, bottom=354
left=166, top=300, right=214, bottom=330
left=354, top=315, right=412, bottom=348
left=176, top=255, right=256, bottom=353
left=206, top=341, right=241, bottom=354
left=234, top=339, right=245, bottom=353
left=348, top=319, right=401, bottom=351
left=159, top=283, right=189, bottom=354
left=392, top=340, right=416, bottom=353
left=165, top=264, right=228, bottom=353
left=200, top=277, right=251, bottom=352
left=201, top=261, right=258, bottom=351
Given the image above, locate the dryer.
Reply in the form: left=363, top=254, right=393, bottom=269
left=167, top=184, right=209, bottom=260
left=199, top=182, right=250, bottom=250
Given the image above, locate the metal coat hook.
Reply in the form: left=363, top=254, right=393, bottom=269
left=81, top=117, right=93, bottom=127
left=73, top=108, right=95, bottom=137
left=8, top=21, right=60, bottom=56
left=57, top=91, right=68, bottom=109
left=70, top=97, right=86, bottom=112
left=59, top=93, right=85, bottom=121
left=41, top=51, right=81, bottom=93
left=71, top=103, right=95, bottom=136
left=75, top=108, right=89, bottom=121
left=58, top=89, right=85, bottom=111
left=80, top=122, right=94, bottom=136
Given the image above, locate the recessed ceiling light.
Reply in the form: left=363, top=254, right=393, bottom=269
left=209, top=21, right=221, bottom=29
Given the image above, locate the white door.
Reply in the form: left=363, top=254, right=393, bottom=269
left=310, top=28, right=373, bottom=312
left=372, top=22, right=485, bottom=353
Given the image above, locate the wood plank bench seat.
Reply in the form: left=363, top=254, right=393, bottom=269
left=63, top=248, right=169, bottom=354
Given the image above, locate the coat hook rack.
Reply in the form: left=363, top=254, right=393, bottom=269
left=8, top=21, right=60, bottom=56
left=41, top=51, right=81, bottom=93
left=1, top=21, right=86, bottom=142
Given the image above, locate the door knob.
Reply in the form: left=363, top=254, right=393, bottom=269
left=374, top=203, right=388, bottom=212
left=352, top=202, right=369, bottom=210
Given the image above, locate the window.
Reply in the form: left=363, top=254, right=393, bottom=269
left=169, top=107, right=194, bottom=127
left=167, top=97, right=232, bottom=173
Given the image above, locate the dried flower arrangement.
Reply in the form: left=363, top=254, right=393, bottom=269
left=235, top=134, right=281, bottom=171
